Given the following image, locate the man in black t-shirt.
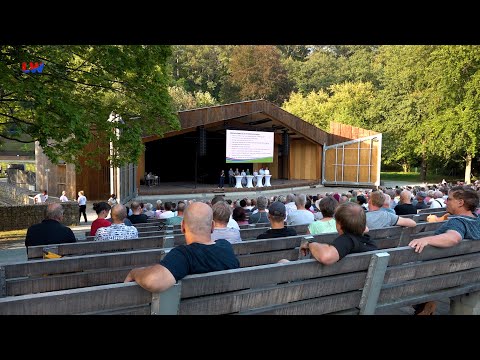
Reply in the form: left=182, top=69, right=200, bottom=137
left=25, top=203, right=76, bottom=247
left=299, top=202, right=377, bottom=265
left=124, top=202, right=239, bottom=293
left=257, top=201, right=297, bottom=239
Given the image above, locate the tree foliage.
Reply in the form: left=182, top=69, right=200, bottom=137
left=0, top=45, right=179, bottom=168
left=227, top=45, right=293, bottom=104
left=168, top=86, right=218, bottom=111
left=171, top=45, right=232, bottom=100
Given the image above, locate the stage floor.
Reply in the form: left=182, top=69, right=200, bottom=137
left=138, top=179, right=318, bottom=196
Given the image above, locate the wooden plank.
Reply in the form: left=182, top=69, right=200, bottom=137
left=378, top=268, right=480, bottom=304
left=6, top=267, right=133, bottom=296
left=359, top=252, right=390, bottom=315
left=0, top=283, right=151, bottom=315
left=155, top=282, right=182, bottom=315
left=7, top=249, right=166, bottom=278
left=179, top=272, right=366, bottom=315
left=384, top=252, right=480, bottom=285
left=238, top=249, right=299, bottom=267
left=376, top=283, right=480, bottom=311
left=180, top=251, right=375, bottom=298
left=387, top=240, right=480, bottom=266
left=28, top=237, right=171, bottom=259
left=85, top=305, right=151, bottom=315
left=239, top=291, right=362, bottom=315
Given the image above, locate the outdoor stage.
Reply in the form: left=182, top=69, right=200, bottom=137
left=138, top=179, right=318, bottom=196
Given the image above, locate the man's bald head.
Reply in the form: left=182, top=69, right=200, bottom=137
left=182, top=202, right=214, bottom=236
left=111, top=204, right=127, bottom=223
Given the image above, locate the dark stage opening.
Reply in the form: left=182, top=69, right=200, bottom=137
left=144, top=130, right=256, bottom=185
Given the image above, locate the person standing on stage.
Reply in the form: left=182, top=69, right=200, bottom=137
left=228, top=168, right=235, bottom=187
left=218, top=170, right=225, bottom=189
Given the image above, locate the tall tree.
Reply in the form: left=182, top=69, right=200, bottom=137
left=0, top=45, right=179, bottom=168
left=425, top=45, right=480, bottom=183
left=276, top=45, right=310, bottom=61
left=375, top=45, right=436, bottom=179
left=227, top=45, right=293, bottom=104
left=171, top=45, right=232, bottom=100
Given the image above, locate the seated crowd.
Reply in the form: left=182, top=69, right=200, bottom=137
left=24, top=181, right=480, bottom=314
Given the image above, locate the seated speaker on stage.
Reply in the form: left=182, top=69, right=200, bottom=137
left=264, top=167, right=270, bottom=175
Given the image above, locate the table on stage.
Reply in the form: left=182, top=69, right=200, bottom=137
left=255, top=174, right=264, bottom=187
left=234, top=175, right=244, bottom=188
left=264, top=174, right=272, bottom=187
left=246, top=175, right=254, bottom=188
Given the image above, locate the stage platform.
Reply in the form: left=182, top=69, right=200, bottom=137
left=136, top=179, right=325, bottom=202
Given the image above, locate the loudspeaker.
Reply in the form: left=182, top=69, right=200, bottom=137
left=198, top=126, right=207, bottom=156
left=282, top=131, right=289, bottom=157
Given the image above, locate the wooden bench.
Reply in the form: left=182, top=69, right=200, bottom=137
left=38, top=224, right=310, bottom=258
left=3, top=238, right=480, bottom=315
left=3, top=223, right=444, bottom=298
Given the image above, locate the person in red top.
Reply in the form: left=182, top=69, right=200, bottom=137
left=90, top=202, right=112, bottom=236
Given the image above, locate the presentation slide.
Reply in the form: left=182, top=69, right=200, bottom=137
left=226, top=130, right=274, bottom=163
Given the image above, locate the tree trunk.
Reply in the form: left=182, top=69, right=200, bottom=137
left=465, top=154, right=472, bottom=184
left=420, top=153, right=427, bottom=182
left=402, top=163, right=410, bottom=173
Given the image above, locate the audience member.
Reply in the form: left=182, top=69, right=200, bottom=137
left=287, top=194, right=315, bottom=226
left=124, top=202, right=240, bottom=292
left=166, top=202, right=185, bottom=225
left=232, top=206, right=249, bottom=226
left=128, top=201, right=149, bottom=224
left=25, top=203, right=76, bottom=247
left=211, top=202, right=242, bottom=243
left=90, top=202, right=112, bottom=236
left=299, top=202, right=377, bottom=265
left=211, top=195, right=240, bottom=229
left=308, top=196, right=338, bottom=235
left=248, top=196, right=270, bottom=224
left=409, top=186, right=480, bottom=315
left=95, top=204, right=138, bottom=241
left=257, top=201, right=297, bottom=239
left=394, top=190, right=417, bottom=215
left=367, top=191, right=416, bottom=230
left=158, top=201, right=175, bottom=220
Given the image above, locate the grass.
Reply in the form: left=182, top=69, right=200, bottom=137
left=0, top=229, right=27, bottom=241
left=381, top=172, right=462, bottom=184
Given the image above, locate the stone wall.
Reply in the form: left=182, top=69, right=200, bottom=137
left=0, top=201, right=79, bottom=231
left=0, top=181, right=33, bottom=205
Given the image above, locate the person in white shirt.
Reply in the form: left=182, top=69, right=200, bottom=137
left=264, top=167, right=270, bottom=175
left=259, top=168, right=265, bottom=175
left=77, top=190, right=88, bottom=223
left=34, top=190, right=48, bottom=204
left=95, top=204, right=138, bottom=241
left=59, top=191, right=68, bottom=202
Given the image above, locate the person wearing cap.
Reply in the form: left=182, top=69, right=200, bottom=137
left=415, top=191, right=429, bottom=210
left=257, top=201, right=297, bottom=239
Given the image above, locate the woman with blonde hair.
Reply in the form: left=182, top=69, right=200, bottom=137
left=77, top=190, right=88, bottom=223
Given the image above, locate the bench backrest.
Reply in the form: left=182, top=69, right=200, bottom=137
left=6, top=223, right=445, bottom=297
left=3, top=238, right=480, bottom=315
left=31, top=224, right=310, bottom=259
